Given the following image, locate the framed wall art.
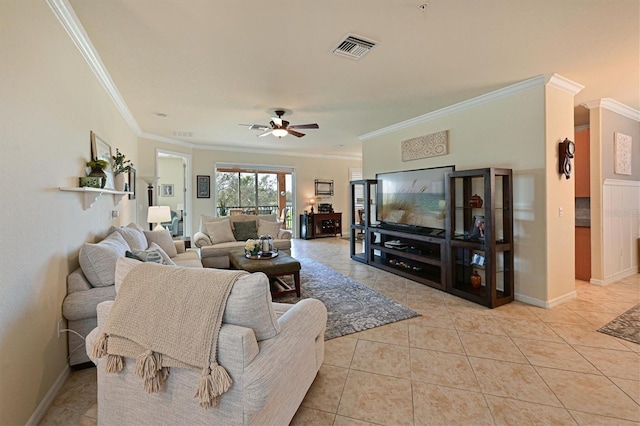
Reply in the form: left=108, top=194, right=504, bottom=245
left=128, top=168, right=136, bottom=199
left=197, top=175, right=210, bottom=198
left=614, top=132, right=632, bottom=175
left=314, top=179, right=334, bottom=196
left=90, top=131, right=114, bottom=189
left=161, top=184, right=174, bottom=197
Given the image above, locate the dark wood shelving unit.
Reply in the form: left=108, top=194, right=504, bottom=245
left=300, top=212, right=342, bottom=239
left=348, top=169, right=514, bottom=309
left=367, top=226, right=446, bottom=290
left=446, top=167, right=514, bottom=308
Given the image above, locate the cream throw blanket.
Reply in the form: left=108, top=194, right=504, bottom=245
left=92, top=263, right=247, bottom=408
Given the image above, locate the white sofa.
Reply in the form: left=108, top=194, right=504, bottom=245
left=86, top=266, right=327, bottom=425
left=63, top=224, right=202, bottom=365
left=193, top=214, right=292, bottom=269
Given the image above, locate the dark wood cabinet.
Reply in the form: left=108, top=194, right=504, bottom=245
left=300, top=213, right=342, bottom=239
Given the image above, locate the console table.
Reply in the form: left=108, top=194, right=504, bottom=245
left=300, top=212, right=342, bottom=239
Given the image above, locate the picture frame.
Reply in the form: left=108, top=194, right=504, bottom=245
left=314, top=179, right=334, bottom=196
left=161, top=184, right=174, bottom=197
left=470, top=251, right=486, bottom=268
left=128, top=168, right=136, bottom=200
left=90, top=131, right=114, bottom=189
left=197, top=175, right=210, bottom=198
left=468, top=215, right=485, bottom=240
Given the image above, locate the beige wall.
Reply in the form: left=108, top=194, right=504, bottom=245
left=589, top=107, right=640, bottom=283
left=157, top=157, right=185, bottom=212
left=363, top=82, right=576, bottom=304
left=544, top=85, right=577, bottom=301
left=0, top=2, right=138, bottom=424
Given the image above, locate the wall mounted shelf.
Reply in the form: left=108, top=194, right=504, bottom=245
left=59, top=187, right=132, bottom=210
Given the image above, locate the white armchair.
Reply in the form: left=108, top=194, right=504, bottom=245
left=85, top=270, right=326, bottom=425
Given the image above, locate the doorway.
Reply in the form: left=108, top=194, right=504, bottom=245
left=156, top=150, right=192, bottom=238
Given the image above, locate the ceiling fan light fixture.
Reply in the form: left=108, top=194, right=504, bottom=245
left=272, top=128, right=288, bottom=138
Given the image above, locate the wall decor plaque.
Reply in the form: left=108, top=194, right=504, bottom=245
left=401, top=130, right=449, bottom=161
left=614, top=132, right=632, bottom=175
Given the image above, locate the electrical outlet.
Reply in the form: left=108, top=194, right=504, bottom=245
left=558, top=207, right=564, bottom=217
left=57, top=319, right=63, bottom=338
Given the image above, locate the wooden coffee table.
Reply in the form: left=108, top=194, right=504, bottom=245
left=228, top=249, right=301, bottom=297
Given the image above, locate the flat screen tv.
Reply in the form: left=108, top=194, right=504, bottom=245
left=376, top=165, right=454, bottom=234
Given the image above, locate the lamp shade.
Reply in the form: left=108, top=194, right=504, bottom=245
left=147, top=206, right=171, bottom=229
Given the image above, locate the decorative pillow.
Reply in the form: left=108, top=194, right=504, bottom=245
left=223, top=272, right=280, bottom=341
left=204, top=219, right=236, bottom=244
left=114, top=257, right=142, bottom=293
left=200, top=214, right=228, bottom=234
left=110, top=223, right=147, bottom=251
left=79, top=232, right=131, bottom=287
left=125, top=242, right=176, bottom=266
left=148, top=242, right=176, bottom=265
left=257, top=219, right=282, bottom=238
left=233, top=220, right=258, bottom=241
left=126, top=250, right=163, bottom=264
left=143, top=229, right=178, bottom=258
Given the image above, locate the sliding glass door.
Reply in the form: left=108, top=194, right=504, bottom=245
left=215, top=167, right=293, bottom=229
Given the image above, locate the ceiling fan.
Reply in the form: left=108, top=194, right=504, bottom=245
left=239, top=110, right=319, bottom=138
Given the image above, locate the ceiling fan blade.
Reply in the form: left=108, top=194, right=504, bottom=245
left=239, top=124, right=270, bottom=131
left=257, top=130, right=274, bottom=138
left=288, top=123, right=319, bottom=130
left=288, top=129, right=305, bottom=138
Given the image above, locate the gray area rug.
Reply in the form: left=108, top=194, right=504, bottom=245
left=597, top=304, right=640, bottom=344
left=276, top=258, right=420, bottom=340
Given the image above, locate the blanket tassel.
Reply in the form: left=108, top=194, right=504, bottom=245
left=105, top=354, right=124, bottom=373
left=195, top=364, right=232, bottom=409
left=91, top=333, right=108, bottom=359
left=135, top=350, right=166, bottom=393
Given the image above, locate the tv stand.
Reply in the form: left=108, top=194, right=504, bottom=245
left=366, top=226, right=446, bottom=290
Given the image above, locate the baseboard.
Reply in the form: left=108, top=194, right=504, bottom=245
left=590, top=267, right=639, bottom=286
left=515, top=290, right=577, bottom=309
left=25, top=365, right=70, bottom=426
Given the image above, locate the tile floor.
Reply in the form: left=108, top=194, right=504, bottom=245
left=40, top=238, right=640, bottom=425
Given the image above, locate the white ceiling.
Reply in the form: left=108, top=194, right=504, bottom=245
left=65, top=0, right=639, bottom=158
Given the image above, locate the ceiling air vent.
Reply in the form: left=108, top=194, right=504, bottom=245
left=331, top=34, right=378, bottom=60
left=171, top=130, right=194, bottom=138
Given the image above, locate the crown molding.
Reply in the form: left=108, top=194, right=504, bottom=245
left=359, top=75, right=547, bottom=140
left=194, top=142, right=361, bottom=161
left=580, top=98, right=640, bottom=122
left=546, top=73, right=585, bottom=95
left=46, top=0, right=142, bottom=134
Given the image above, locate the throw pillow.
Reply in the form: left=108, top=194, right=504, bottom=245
left=110, top=223, right=148, bottom=251
left=126, top=250, right=163, bottom=264
left=233, top=220, right=258, bottom=241
left=200, top=214, right=228, bottom=234
left=148, top=242, right=176, bottom=265
left=257, top=219, right=282, bottom=238
left=143, top=229, right=178, bottom=258
left=79, top=232, right=131, bottom=287
left=204, top=219, right=236, bottom=244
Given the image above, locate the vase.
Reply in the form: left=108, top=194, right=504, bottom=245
left=114, top=173, right=126, bottom=191
left=470, top=270, right=482, bottom=289
left=89, top=168, right=107, bottom=188
left=469, top=194, right=483, bottom=208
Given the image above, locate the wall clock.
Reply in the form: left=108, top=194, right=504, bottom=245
left=559, top=138, right=575, bottom=179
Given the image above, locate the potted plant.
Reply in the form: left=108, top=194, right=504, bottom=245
left=86, top=158, right=109, bottom=188
left=112, top=149, right=134, bottom=191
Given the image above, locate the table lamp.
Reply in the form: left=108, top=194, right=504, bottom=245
left=147, top=206, right=171, bottom=231
left=176, top=203, right=184, bottom=220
